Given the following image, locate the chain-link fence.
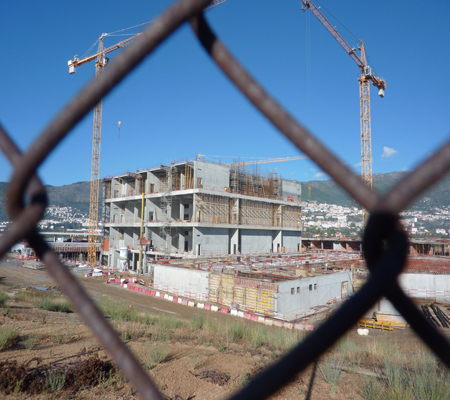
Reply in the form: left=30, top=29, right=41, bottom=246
left=1, top=0, right=449, bottom=399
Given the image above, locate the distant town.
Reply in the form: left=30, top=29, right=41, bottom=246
left=1, top=202, right=449, bottom=238
left=301, top=201, right=449, bottom=237
left=0, top=206, right=101, bottom=233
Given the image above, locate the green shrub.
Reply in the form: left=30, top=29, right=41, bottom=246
left=359, top=377, right=385, bottom=400
left=247, top=326, right=269, bottom=348
left=147, top=341, right=168, bottom=364
left=319, top=353, right=344, bottom=395
left=156, top=314, right=185, bottom=330
left=23, top=334, right=37, bottom=349
left=411, top=353, right=450, bottom=400
left=191, top=314, right=205, bottom=330
left=0, top=292, right=8, bottom=308
left=45, top=369, right=66, bottom=392
left=270, top=328, right=301, bottom=352
left=98, top=299, right=137, bottom=322
left=34, top=297, right=72, bottom=313
left=227, top=321, right=246, bottom=343
left=204, top=318, right=221, bottom=335
left=0, top=326, right=19, bottom=350
left=383, top=355, right=412, bottom=400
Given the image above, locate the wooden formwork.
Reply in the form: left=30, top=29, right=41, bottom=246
left=208, top=272, right=276, bottom=314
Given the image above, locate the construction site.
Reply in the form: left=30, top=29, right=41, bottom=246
left=101, top=157, right=303, bottom=269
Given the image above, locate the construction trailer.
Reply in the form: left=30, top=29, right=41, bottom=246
left=102, top=159, right=303, bottom=270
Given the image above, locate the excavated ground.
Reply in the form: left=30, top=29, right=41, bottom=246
left=0, top=258, right=448, bottom=399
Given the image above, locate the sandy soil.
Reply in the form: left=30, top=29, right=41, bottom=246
left=0, top=258, right=447, bottom=399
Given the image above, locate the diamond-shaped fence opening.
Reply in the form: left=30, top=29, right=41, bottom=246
left=1, top=1, right=450, bottom=399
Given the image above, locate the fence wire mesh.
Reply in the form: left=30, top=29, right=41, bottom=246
left=1, top=0, right=450, bottom=399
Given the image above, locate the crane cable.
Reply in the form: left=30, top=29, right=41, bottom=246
left=314, top=0, right=359, bottom=43
left=105, top=20, right=153, bottom=36
left=305, top=7, right=311, bottom=125
left=313, top=1, right=382, bottom=76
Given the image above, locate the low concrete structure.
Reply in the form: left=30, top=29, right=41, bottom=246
left=399, top=273, right=450, bottom=301
left=153, top=263, right=352, bottom=321
left=276, top=271, right=352, bottom=319
left=153, top=264, right=208, bottom=295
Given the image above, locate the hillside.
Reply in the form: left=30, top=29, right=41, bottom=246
left=0, top=171, right=448, bottom=222
left=301, top=171, right=450, bottom=211
left=0, top=181, right=102, bottom=222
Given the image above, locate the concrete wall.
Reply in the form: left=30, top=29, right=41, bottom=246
left=194, top=161, right=230, bottom=189
left=154, top=264, right=209, bottom=294
left=272, top=230, right=282, bottom=253
left=363, top=297, right=407, bottom=323
left=282, top=231, right=302, bottom=252
left=147, top=171, right=162, bottom=192
left=240, top=229, right=273, bottom=254
left=193, top=227, right=229, bottom=256
left=281, top=180, right=302, bottom=202
left=399, top=273, right=450, bottom=294
left=276, top=271, right=352, bottom=315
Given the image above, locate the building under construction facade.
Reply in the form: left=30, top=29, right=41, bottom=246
left=102, top=159, right=303, bottom=270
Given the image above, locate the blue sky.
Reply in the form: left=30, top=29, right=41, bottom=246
left=1, top=0, right=449, bottom=187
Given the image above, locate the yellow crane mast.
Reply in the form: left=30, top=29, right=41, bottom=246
left=300, top=0, right=386, bottom=228
left=69, top=33, right=142, bottom=266
left=68, top=2, right=228, bottom=265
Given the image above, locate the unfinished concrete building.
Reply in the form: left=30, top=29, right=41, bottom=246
left=151, top=263, right=352, bottom=321
left=102, top=159, right=303, bottom=270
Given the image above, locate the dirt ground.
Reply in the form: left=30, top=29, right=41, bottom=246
left=0, top=258, right=447, bottom=399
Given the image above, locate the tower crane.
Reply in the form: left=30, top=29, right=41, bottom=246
left=300, top=0, right=386, bottom=228
left=227, top=155, right=308, bottom=167
left=68, top=1, right=228, bottom=266
left=68, top=32, right=145, bottom=265
left=195, top=154, right=308, bottom=166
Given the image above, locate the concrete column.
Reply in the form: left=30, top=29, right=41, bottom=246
left=193, top=194, right=198, bottom=222
left=230, top=228, right=239, bottom=254
left=273, top=230, right=282, bottom=253
left=178, top=230, right=185, bottom=252
left=180, top=203, right=185, bottom=221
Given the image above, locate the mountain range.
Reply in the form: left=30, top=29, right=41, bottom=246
left=0, top=181, right=101, bottom=222
left=301, top=171, right=450, bottom=211
left=0, top=171, right=449, bottom=222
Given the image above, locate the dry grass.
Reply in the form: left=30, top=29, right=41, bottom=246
left=1, top=285, right=449, bottom=399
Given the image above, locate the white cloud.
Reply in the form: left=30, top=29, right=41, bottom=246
left=314, top=172, right=328, bottom=178
left=401, top=167, right=410, bottom=172
left=354, top=162, right=361, bottom=168
left=381, top=147, right=398, bottom=159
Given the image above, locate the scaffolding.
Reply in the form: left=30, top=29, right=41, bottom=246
left=240, top=200, right=274, bottom=226
left=209, top=272, right=277, bottom=314
left=230, top=164, right=280, bottom=199
left=194, top=194, right=301, bottom=228
left=195, top=193, right=230, bottom=224
left=184, top=164, right=194, bottom=190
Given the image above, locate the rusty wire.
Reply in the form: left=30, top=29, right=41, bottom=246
left=1, top=0, right=450, bottom=399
